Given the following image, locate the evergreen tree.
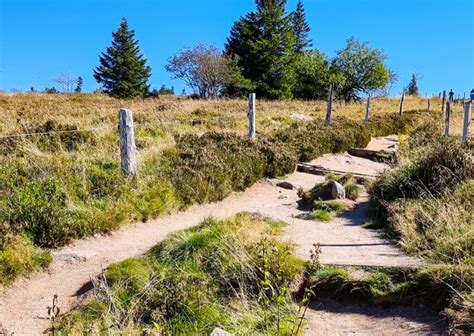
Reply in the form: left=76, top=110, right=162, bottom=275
left=225, top=0, right=295, bottom=99
left=94, top=18, right=151, bottom=99
left=74, top=76, right=83, bottom=93
left=292, top=0, right=312, bottom=53
left=405, top=74, right=419, bottom=96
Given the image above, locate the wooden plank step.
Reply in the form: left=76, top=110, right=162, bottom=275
left=296, top=163, right=379, bottom=179
left=347, top=148, right=395, bottom=162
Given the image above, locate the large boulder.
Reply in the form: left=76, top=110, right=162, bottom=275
left=331, top=181, right=346, bottom=199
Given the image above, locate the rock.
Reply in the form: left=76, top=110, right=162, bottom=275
left=290, top=113, right=313, bottom=122
left=276, top=181, right=302, bottom=190
left=210, top=327, right=233, bottom=336
left=268, top=179, right=302, bottom=190
left=331, top=181, right=346, bottom=199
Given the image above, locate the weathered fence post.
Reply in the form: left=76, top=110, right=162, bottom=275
left=463, top=102, right=471, bottom=143
left=248, top=93, right=256, bottom=140
left=118, top=108, right=137, bottom=178
left=399, top=94, right=405, bottom=116
left=441, top=90, right=446, bottom=113
left=365, top=94, right=371, bottom=123
left=427, top=98, right=431, bottom=111
left=444, top=102, right=451, bottom=136
left=325, top=84, right=333, bottom=126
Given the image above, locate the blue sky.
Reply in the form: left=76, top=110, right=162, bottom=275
left=0, top=0, right=473, bottom=96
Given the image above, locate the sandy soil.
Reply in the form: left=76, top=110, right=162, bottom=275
left=0, top=137, right=441, bottom=335
left=304, top=298, right=447, bottom=336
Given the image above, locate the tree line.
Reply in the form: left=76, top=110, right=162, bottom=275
left=93, top=0, right=415, bottom=100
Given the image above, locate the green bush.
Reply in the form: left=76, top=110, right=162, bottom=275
left=370, top=138, right=473, bottom=224
left=58, top=213, right=305, bottom=335
left=0, top=235, right=51, bottom=285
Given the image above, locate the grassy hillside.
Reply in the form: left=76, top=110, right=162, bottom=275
left=0, top=94, right=463, bottom=285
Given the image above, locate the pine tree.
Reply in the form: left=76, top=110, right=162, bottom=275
left=74, top=76, right=83, bottom=93
left=293, top=0, right=312, bottom=53
left=225, top=0, right=295, bottom=99
left=406, top=74, right=419, bottom=96
left=94, top=18, right=151, bottom=99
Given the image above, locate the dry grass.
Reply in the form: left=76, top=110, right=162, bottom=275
left=0, top=93, right=468, bottom=137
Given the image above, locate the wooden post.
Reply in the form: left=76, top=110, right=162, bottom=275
left=365, top=94, right=371, bottom=123
left=325, top=84, right=333, bottom=126
left=463, top=102, right=471, bottom=143
left=441, top=90, right=446, bottom=113
left=248, top=93, right=256, bottom=140
left=444, top=102, right=451, bottom=136
left=399, top=94, right=405, bottom=116
left=118, top=108, right=137, bottom=178
left=427, top=98, right=431, bottom=111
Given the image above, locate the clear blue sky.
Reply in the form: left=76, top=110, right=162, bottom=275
left=0, top=0, right=473, bottom=96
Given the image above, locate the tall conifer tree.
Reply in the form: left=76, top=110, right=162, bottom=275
left=293, top=0, right=312, bottom=53
left=225, top=0, right=295, bottom=99
left=406, top=74, right=419, bottom=96
left=94, top=18, right=151, bottom=99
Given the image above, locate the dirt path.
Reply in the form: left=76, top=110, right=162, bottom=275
left=0, top=136, right=433, bottom=335
left=304, top=298, right=447, bottom=335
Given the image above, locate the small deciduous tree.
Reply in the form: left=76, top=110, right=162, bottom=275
left=331, top=37, right=390, bottom=101
left=166, top=44, right=232, bottom=99
left=53, top=73, right=78, bottom=93
left=94, top=18, right=151, bottom=99
left=44, top=87, right=58, bottom=94
left=293, top=50, right=330, bottom=99
left=405, top=74, right=420, bottom=96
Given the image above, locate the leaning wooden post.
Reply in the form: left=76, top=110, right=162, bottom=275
left=248, top=93, right=256, bottom=140
left=118, top=108, right=137, bottom=178
left=364, top=94, right=371, bottom=123
left=463, top=102, right=471, bottom=143
left=444, top=102, right=451, bottom=136
left=441, top=90, right=446, bottom=113
left=399, top=94, right=405, bottom=116
left=325, top=84, right=333, bottom=126
left=427, top=98, right=431, bottom=111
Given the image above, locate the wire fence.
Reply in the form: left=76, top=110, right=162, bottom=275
left=0, top=115, right=237, bottom=141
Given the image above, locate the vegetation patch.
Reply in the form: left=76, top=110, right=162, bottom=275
left=0, top=110, right=430, bottom=285
left=311, top=201, right=347, bottom=222
left=303, top=265, right=469, bottom=332
left=366, top=125, right=473, bottom=334
left=57, top=213, right=308, bottom=335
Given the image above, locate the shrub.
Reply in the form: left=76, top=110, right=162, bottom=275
left=370, top=138, right=473, bottom=223
left=0, top=235, right=51, bottom=285
left=58, top=214, right=305, bottom=334
left=344, top=183, right=359, bottom=200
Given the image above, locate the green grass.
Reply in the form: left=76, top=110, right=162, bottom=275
left=0, top=235, right=52, bottom=286
left=57, top=213, right=306, bottom=335
left=0, top=110, right=433, bottom=285
left=311, top=201, right=347, bottom=222
left=366, top=125, right=473, bottom=334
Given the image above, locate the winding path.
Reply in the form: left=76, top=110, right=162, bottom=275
left=0, top=136, right=428, bottom=335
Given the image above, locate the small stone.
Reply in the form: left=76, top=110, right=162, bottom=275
left=331, top=181, right=346, bottom=199
left=210, top=327, right=233, bottom=336
left=276, top=181, right=302, bottom=190
left=290, top=113, right=313, bottom=122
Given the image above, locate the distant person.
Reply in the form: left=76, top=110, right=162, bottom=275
left=470, top=89, right=474, bottom=102
left=448, top=89, right=455, bottom=102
